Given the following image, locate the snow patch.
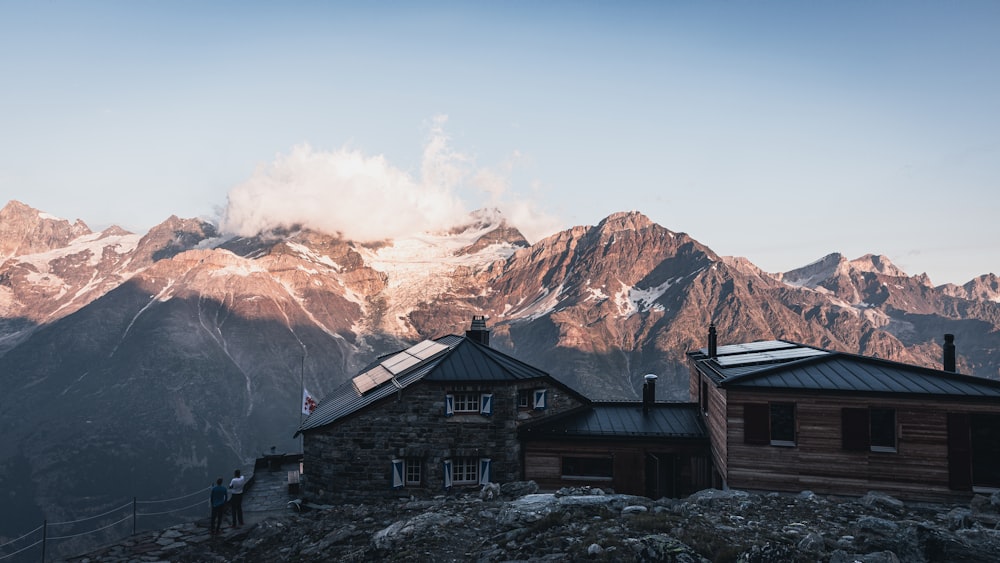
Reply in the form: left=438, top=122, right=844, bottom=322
left=285, top=242, right=342, bottom=271
left=616, top=278, right=675, bottom=317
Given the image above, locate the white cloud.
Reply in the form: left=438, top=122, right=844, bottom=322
left=221, top=116, right=559, bottom=243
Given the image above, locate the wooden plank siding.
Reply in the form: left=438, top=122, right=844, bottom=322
left=523, top=439, right=710, bottom=497
left=690, top=366, right=729, bottom=482
left=723, top=389, right=1000, bottom=502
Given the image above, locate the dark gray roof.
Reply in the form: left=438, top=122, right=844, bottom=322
left=519, top=402, right=707, bottom=440
left=296, top=335, right=582, bottom=435
left=689, top=340, right=1000, bottom=398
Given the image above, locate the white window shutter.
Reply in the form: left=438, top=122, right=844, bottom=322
left=479, top=458, right=492, bottom=485
left=533, top=389, right=547, bottom=410
left=391, top=459, right=404, bottom=489
left=480, top=393, right=494, bottom=416
left=442, top=459, right=453, bottom=489
left=445, top=394, right=454, bottom=417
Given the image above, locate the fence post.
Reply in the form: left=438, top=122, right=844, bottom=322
left=40, top=520, right=46, bottom=563
left=132, top=497, right=137, bottom=536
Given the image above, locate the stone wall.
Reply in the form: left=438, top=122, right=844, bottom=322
left=303, top=378, right=584, bottom=502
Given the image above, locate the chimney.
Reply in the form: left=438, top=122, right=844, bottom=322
left=708, top=323, right=718, bottom=358
left=466, top=315, right=490, bottom=347
left=943, top=333, right=956, bottom=373
left=642, top=374, right=657, bottom=415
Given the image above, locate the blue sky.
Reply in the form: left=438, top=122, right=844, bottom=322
left=1, top=1, right=997, bottom=284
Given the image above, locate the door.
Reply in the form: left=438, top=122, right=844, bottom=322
left=644, top=452, right=677, bottom=499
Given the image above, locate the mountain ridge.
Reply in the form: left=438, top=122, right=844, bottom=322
left=1, top=198, right=998, bottom=545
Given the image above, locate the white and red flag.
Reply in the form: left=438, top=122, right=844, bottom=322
left=302, top=388, right=317, bottom=415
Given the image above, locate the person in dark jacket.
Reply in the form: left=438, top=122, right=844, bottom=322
left=210, top=478, right=228, bottom=534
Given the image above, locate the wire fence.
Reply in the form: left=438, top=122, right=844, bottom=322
left=0, top=485, right=218, bottom=562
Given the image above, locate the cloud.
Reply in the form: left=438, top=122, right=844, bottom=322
left=221, top=116, right=559, bottom=243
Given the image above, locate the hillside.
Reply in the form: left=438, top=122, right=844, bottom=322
left=1, top=199, right=999, bottom=546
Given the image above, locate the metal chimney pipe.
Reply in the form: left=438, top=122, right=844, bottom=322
left=943, top=334, right=956, bottom=372
left=708, top=323, right=718, bottom=358
left=643, top=374, right=657, bottom=415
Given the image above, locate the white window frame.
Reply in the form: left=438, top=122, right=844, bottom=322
left=452, top=393, right=481, bottom=413
left=451, top=457, right=479, bottom=485
left=405, top=458, right=421, bottom=485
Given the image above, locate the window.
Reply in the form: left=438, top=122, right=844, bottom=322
left=392, top=458, right=423, bottom=488
left=517, top=389, right=530, bottom=408
left=452, top=457, right=479, bottom=485
left=744, top=402, right=796, bottom=446
left=770, top=403, right=796, bottom=445
left=869, top=408, right=896, bottom=451
left=843, top=407, right=897, bottom=452
left=561, top=457, right=613, bottom=480
left=453, top=393, right=480, bottom=413
left=405, top=459, right=421, bottom=485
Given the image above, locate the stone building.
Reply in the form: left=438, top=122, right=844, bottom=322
left=296, top=316, right=589, bottom=501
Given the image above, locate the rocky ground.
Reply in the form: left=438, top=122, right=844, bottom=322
left=72, top=483, right=1000, bottom=562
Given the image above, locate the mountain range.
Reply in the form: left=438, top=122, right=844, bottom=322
left=1, top=198, right=998, bottom=543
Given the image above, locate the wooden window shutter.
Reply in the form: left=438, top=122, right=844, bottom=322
left=391, top=459, right=404, bottom=489
left=533, top=389, right=547, bottom=410
left=743, top=403, right=770, bottom=445
left=479, top=458, right=492, bottom=485
left=442, top=459, right=453, bottom=490
left=842, top=408, right=870, bottom=451
left=480, top=393, right=494, bottom=416
left=947, top=413, right=972, bottom=491
left=445, top=394, right=454, bottom=417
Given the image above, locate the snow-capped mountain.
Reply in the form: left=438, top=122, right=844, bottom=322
left=1, top=199, right=998, bottom=544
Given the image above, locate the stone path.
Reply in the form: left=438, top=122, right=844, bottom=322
left=68, top=461, right=302, bottom=562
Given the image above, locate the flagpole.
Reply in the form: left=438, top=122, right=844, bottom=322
left=299, top=346, right=306, bottom=454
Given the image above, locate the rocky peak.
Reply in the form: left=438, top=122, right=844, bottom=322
left=778, top=252, right=847, bottom=288
left=0, top=200, right=92, bottom=260
left=596, top=210, right=656, bottom=233
left=848, top=254, right=909, bottom=278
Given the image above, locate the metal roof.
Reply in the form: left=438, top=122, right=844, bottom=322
left=296, top=335, right=575, bottom=435
left=519, top=402, right=707, bottom=440
left=689, top=340, right=1000, bottom=398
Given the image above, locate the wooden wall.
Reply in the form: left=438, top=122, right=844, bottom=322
left=722, top=389, right=1000, bottom=502
left=523, top=438, right=710, bottom=497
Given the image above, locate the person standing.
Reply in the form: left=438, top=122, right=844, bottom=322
left=229, top=469, right=247, bottom=527
left=209, top=478, right=227, bottom=535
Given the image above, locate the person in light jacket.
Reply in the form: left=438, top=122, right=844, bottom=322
left=229, top=469, right=247, bottom=527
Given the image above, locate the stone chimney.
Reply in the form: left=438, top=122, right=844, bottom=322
left=708, top=323, right=718, bottom=358
left=466, top=315, right=490, bottom=347
left=642, top=374, right=657, bottom=416
left=943, top=334, right=956, bottom=373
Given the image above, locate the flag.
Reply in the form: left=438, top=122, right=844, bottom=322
left=302, top=388, right=317, bottom=415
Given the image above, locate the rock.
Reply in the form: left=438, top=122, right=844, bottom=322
left=500, top=480, right=538, bottom=499
left=860, top=491, right=905, bottom=512
left=830, top=550, right=901, bottom=563
left=798, top=531, right=825, bottom=552
left=587, top=543, right=603, bottom=555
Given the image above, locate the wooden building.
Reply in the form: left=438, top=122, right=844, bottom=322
left=295, top=317, right=589, bottom=502
left=519, top=375, right=711, bottom=497
left=688, top=327, right=1000, bottom=502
